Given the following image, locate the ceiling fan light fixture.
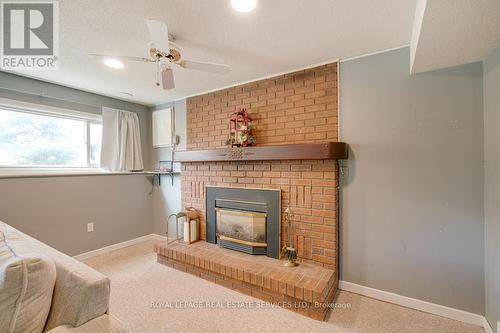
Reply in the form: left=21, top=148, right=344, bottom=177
left=231, top=0, right=256, bottom=12
left=104, top=58, right=124, bottom=69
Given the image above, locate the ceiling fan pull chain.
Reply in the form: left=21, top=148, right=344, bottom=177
left=156, top=61, right=160, bottom=87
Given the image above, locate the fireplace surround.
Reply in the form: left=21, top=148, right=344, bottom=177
left=155, top=62, right=342, bottom=320
left=206, top=186, right=281, bottom=258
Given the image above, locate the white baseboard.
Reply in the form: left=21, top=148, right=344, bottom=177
left=74, top=233, right=167, bottom=261
left=339, top=281, right=486, bottom=328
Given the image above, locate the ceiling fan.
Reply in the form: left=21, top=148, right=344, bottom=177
left=89, top=20, right=231, bottom=90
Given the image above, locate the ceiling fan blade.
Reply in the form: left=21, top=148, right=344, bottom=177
left=179, top=60, right=231, bottom=74
left=88, top=54, right=151, bottom=62
left=146, top=19, right=170, bottom=52
left=161, top=67, right=175, bottom=90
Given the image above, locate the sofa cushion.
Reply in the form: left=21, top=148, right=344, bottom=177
left=0, top=227, right=56, bottom=333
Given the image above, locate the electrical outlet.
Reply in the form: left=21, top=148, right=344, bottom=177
left=87, top=222, right=94, bottom=233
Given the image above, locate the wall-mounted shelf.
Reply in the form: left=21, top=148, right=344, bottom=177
left=172, top=142, right=348, bottom=162
left=145, top=171, right=180, bottom=186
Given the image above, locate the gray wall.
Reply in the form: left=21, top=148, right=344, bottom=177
left=484, top=45, right=500, bottom=331
left=150, top=100, right=187, bottom=236
left=339, top=47, right=485, bottom=314
left=0, top=72, right=154, bottom=256
left=0, top=175, right=152, bottom=256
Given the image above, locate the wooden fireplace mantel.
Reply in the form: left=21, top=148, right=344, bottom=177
left=173, top=142, right=348, bottom=162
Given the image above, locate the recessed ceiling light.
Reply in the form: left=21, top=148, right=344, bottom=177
left=231, top=0, right=256, bottom=12
left=104, top=58, right=124, bottom=69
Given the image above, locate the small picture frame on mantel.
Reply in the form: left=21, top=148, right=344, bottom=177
left=152, top=106, right=175, bottom=148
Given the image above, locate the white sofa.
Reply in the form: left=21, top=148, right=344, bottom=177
left=0, top=222, right=125, bottom=333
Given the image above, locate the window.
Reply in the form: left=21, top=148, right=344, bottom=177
left=152, top=107, right=174, bottom=148
left=89, top=122, right=102, bottom=166
left=0, top=105, right=102, bottom=168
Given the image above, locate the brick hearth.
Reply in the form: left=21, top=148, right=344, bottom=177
left=154, top=241, right=337, bottom=320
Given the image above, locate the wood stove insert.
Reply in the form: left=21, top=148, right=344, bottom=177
left=206, top=186, right=281, bottom=259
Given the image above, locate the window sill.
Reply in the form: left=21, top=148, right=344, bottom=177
left=0, top=168, right=159, bottom=180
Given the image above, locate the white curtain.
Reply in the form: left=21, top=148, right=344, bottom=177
left=100, top=107, right=144, bottom=171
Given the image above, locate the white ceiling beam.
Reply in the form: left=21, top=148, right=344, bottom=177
left=410, top=0, right=428, bottom=73
left=410, top=0, right=500, bottom=74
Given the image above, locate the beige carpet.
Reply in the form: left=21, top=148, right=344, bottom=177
left=82, top=240, right=484, bottom=333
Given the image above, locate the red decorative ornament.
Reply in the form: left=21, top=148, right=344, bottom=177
left=226, top=108, right=255, bottom=147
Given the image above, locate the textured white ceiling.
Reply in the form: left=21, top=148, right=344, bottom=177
left=411, top=0, right=500, bottom=73
left=7, top=0, right=416, bottom=105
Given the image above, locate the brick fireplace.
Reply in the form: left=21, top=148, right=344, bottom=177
left=155, top=62, right=341, bottom=320
left=182, top=63, right=338, bottom=268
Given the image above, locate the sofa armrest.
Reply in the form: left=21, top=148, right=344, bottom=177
left=44, top=262, right=110, bottom=331
left=45, top=314, right=126, bottom=333
left=0, top=222, right=110, bottom=331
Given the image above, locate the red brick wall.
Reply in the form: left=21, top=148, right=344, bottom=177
left=182, top=63, right=339, bottom=269
left=187, top=63, right=338, bottom=149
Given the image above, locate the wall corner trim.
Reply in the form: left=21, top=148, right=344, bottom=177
left=73, top=234, right=167, bottom=261
left=482, top=317, right=494, bottom=333
left=339, top=281, right=487, bottom=328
